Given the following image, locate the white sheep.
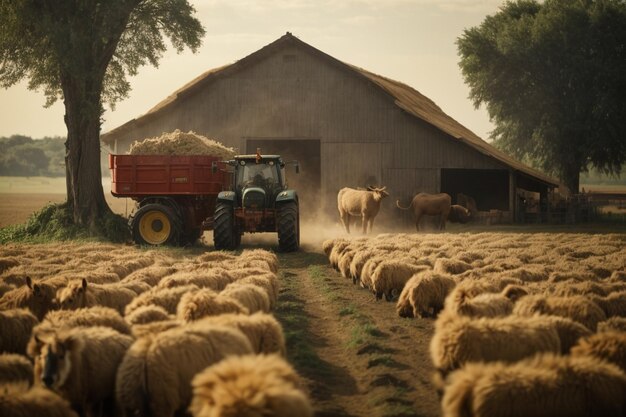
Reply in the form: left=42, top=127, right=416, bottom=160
left=430, top=315, right=561, bottom=376
left=177, top=288, right=249, bottom=322
left=221, top=282, right=271, bottom=313
left=124, top=284, right=199, bottom=315
left=0, top=383, right=80, bottom=417
left=571, top=331, right=626, bottom=373
left=599, top=317, right=626, bottom=333
left=191, top=313, right=286, bottom=356
left=234, top=273, right=279, bottom=309
left=513, top=294, right=607, bottom=331
left=156, top=269, right=234, bottom=291
left=189, top=354, right=313, bottom=417
left=0, top=308, right=39, bottom=354
left=0, top=277, right=57, bottom=320
left=36, top=326, right=133, bottom=417
left=396, top=272, right=455, bottom=318
left=590, top=291, right=626, bottom=318
left=0, top=353, right=33, bottom=386
left=441, top=353, right=626, bottom=417
left=371, top=260, right=430, bottom=301
left=124, top=304, right=172, bottom=325
left=56, top=278, right=136, bottom=314
left=116, top=324, right=254, bottom=417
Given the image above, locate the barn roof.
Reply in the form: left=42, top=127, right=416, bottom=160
left=101, top=32, right=559, bottom=187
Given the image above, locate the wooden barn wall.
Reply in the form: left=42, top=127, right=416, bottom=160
left=106, top=43, right=511, bottom=220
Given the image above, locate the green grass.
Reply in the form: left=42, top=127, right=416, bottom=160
left=0, top=202, right=129, bottom=244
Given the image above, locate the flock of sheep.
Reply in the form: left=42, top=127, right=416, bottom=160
left=323, top=232, right=626, bottom=417
left=0, top=243, right=312, bottom=417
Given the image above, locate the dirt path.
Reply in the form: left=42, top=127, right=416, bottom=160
left=275, top=250, right=441, bottom=417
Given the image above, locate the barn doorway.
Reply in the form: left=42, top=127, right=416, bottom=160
left=440, top=168, right=510, bottom=211
left=246, top=139, right=321, bottom=220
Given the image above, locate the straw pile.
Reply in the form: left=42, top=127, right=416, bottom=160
left=128, top=129, right=236, bottom=159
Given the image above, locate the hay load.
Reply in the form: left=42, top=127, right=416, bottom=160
left=128, top=129, right=236, bottom=159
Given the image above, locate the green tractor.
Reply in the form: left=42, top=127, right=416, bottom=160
left=212, top=153, right=300, bottom=252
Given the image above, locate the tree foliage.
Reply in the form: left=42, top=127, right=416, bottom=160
left=0, top=0, right=205, bottom=235
left=0, top=135, right=66, bottom=176
left=457, top=0, right=626, bottom=193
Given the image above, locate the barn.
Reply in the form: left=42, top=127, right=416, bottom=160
left=101, top=32, right=559, bottom=226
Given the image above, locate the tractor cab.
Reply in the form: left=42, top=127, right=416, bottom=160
left=232, top=155, right=286, bottom=209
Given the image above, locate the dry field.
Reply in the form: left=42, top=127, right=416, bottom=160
left=1, top=230, right=625, bottom=416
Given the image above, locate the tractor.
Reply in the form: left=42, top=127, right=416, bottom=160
left=212, top=152, right=300, bottom=252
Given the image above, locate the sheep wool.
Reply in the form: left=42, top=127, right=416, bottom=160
left=0, top=354, right=33, bottom=386
left=189, top=354, right=313, bottom=417
left=0, top=308, right=39, bottom=355
left=441, top=354, right=626, bottom=417
left=571, top=331, right=626, bottom=373
left=0, top=383, right=80, bottom=417
left=177, top=289, right=249, bottom=322
left=513, top=295, right=607, bottom=331
left=116, top=324, right=253, bottom=417
left=124, top=304, right=172, bottom=325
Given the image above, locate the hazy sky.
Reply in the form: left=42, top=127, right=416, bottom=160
left=0, top=0, right=505, bottom=141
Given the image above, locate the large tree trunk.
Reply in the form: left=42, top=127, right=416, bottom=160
left=560, top=162, right=581, bottom=196
left=62, top=76, right=111, bottom=228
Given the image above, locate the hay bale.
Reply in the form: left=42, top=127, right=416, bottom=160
left=128, top=129, right=236, bottom=159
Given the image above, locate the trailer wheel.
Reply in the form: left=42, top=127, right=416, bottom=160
left=213, top=203, right=239, bottom=250
left=129, top=204, right=182, bottom=246
left=277, top=202, right=299, bottom=252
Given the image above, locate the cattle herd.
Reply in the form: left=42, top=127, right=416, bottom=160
left=324, top=232, right=626, bottom=417
left=338, top=187, right=472, bottom=234
left=0, top=243, right=312, bottom=417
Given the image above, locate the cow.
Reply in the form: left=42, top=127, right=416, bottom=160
left=337, top=186, right=389, bottom=234
left=396, top=192, right=471, bottom=231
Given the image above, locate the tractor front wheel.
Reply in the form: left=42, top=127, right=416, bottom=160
left=213, top=203, right=239, bottom=250
left=277, top=202, right=300, bottom=252
left=129, top=204, right=182, bottom=246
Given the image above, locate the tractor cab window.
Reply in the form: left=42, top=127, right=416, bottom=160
left=236, top=161, right=279, bottom=188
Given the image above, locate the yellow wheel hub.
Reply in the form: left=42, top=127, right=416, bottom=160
left=139, top=210, right=171, bottom=245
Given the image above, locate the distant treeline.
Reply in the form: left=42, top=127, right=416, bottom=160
left=0, top=135, right=66, bottom=176
left=0, top=135, right=110, bottom=177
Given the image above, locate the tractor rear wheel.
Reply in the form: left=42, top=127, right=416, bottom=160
left=213, top=203, right=239, bottom=250
left=129, top=203, right=182, bottom=246
left=277, top=202, right=299, bottom=252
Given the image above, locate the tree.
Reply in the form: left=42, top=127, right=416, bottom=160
left=457, top=0, right=626, bottom=193
left=0, top=0, right=204, bottom=229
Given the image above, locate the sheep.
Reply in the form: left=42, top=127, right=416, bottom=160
left=0, top=383, right=80, bottom=417
left=0, top=354, right=33, bottom=385
left=444, top=288, right=514, bottom=318
left=239, top=249, right=279, bottom=274
left=430, top=315, right=562, bottom=377
left=396, top=272, right=456, bottom=318
left=130, top=319, right=182, bottom=338
left=115, top=324, right=254, bottom=417
left=328, top=240, right=352, bottom=269
left=321, top=238, right=340, bottom=257
left=543, top=315, right=593, bottom=354
left=117, top=280, right=151, bottom=295
left=441, top=353, right=626, bottom=417
left=609, top=270, right=626, bottom=283
left=590, top=291, right=626, bottom=318
left=235, top=273, right=279, bottom=309
left=189, top=353, right=313, bottom=417
left=359, top=255, right=388, bottom=289
left=551, top=281, right=608, bottom=297
left=433, top=258, right=473, bottom=275
left=177, top=288, right=249, bottom=322
left=599, top=317, right=626, bottom=333
left=124, top=304, right=172, bottom=325
left=513, top=294, right=607, bottom=331
left=572, top=331, right=626, bottom=373
left=36, top=326, right=133, bottom=417
left=371, top=260, right=430, bottom=301
left=156, top=270, right=234, bottom=291
left=338, top=186, right=389, bottom=234
left=221, top=282, right=271, bottom=313
left=120, top=266, right=177, bottom=287
left=0, top=308, right=39, bottom=354
left=56, top=278, right=135, bottom=314
left=0, top=277, right=57, bottom=320
left=500, top=283, right=529, bottom=302
left=0, top=283, right=15, bottom=298
left=124, top=284, right=199, bottom=315
left=349, top=247, right=379, bottom=284
left=192, top=313, right=286, bottom=356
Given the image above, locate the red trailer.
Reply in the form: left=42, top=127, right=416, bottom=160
left=109, top=154, right=231, bottom=245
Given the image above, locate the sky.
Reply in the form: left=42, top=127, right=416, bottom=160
left=0, top=0, right=506, bottom=141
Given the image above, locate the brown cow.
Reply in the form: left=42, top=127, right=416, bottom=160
left=396, top=192, right=457, bottom=231
left=338, top=186, right=389, bottom=234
